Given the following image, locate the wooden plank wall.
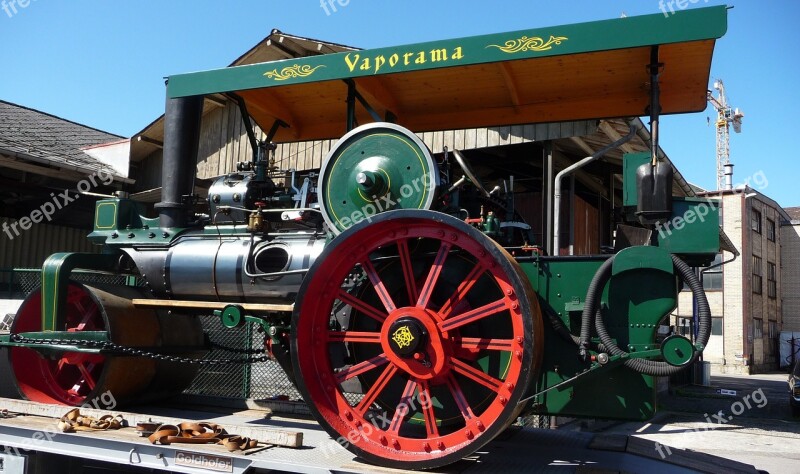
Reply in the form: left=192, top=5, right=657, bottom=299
left=197, top=103, right=266, bottom=180
left=557, top=190, right=602, bottom=256
left=0, top=217, right=97, bottom=270
left=269, top=120, right=594, bottom=173
left=135, top=100, right=595, bottom=187
left=132, top=149, right=163, bottom=192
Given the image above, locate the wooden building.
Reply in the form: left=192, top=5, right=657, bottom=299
left=127, top=30, right=698, bottom=257
left=0, top=100, right=131, bottom=318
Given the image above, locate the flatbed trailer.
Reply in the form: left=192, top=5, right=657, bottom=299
left=0, top=397, right=759, bottom=473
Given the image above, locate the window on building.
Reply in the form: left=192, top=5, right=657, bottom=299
left=711, top=317, right=723, bottom=336
left=767, top=262, right=777, bottom=299
left=767, top=218, right=776, bottom=242
left=751, top=209, right=762, bottom=233
left=702, top=254, right=723, bottom=291
left=676, top=317, right=722, bottom=337
left=676, top=317, right=693, bottom=337
left=753, top=319, right=764, bottom=338
left=752, top=255, right=762, bottom=294
left=769, top=321, right=779, bottom=339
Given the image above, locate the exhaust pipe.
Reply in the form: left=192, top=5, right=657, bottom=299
left=155, top=95, right=204, bottom=229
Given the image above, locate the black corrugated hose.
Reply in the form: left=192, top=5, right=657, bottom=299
left=578, top=257, right=615, bottom=361
left=579, top=254, right=711, bottom=376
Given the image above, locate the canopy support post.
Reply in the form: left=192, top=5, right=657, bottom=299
left=647, top=46, right=663, bottom=166
left=345, top=79, right=384, bottom=131
left=346, top=80, right=357, bottom=131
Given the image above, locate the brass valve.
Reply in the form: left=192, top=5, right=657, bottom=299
left=247, top=202, right=267, bottom=233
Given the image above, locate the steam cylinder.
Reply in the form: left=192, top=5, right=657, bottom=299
left=124, top=232, right=325, bottom=302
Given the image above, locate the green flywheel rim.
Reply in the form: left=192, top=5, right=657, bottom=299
left=319, top=122, right=439, bottom=234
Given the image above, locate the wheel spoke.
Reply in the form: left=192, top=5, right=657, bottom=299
left=439, top=298, right=508, bottom=332
left=445, top=373, right=475, bottom=421
left=74, top=305, right=99, bottom=331
left=328, top=331, right=382, bottom=344
left=451, top=358, right=503, bottom=392
left=457, top=337, right=514, bottom=351
left=338, top=290, right=388, bottom=324
left=397, top=239, right=419, bottom=305
left=335, top=354, right=389, bottom=385
left=76, top=362, right=97, bottom=391
left=361, top=259, right=397, bottom=313
left=416, top=241, right=452, bottom=309
left=418, top=381, right=439, bottom=437
left=386, top=378, right=418, bottom=434
left=356, top=364, right=399, bottom=416
left=438, top=263, right=486, bottom=318
left=72, top=300, right=87, bottom=318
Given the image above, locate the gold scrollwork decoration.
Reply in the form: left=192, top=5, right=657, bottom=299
left=487, top=35, right=568, bottom=54
left=263, top=64, right=326, bottom=81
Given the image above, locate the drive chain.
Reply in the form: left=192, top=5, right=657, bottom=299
left=9, top=333, right=270, bottom=365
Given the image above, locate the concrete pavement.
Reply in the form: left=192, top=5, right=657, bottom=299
left=568, top=372, right=800, bottom=473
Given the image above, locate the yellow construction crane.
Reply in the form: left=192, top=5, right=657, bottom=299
left=708, top=79, right=744, bottom=190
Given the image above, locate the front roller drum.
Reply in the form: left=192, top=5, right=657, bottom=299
left=291, top=210, right=543, bottom=469
left=8, top=281, right=205, bottom=407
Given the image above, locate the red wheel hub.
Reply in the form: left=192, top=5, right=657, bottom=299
left=380, top=307, right=450, bottom=381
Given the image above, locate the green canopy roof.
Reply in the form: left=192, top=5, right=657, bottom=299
left=165, top=6, right=727, bottom=142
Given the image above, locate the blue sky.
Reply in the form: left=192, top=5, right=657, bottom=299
left=1, top=1, right=798, bottom=206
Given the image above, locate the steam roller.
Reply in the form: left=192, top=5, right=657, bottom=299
left=0, top=6, right=731, bottom=470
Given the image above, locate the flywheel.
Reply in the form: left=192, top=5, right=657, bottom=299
left=318, top=123, right=440, bottom=234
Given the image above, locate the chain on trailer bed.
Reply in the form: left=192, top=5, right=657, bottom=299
left=0, top=396, right=760, bottom=474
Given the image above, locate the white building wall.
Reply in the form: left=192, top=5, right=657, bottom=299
left=718, top=194, right=746, bottom=373
left=782, top=222, right=800, bottom=331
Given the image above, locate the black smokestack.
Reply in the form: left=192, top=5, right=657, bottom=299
left=155, top=95, right=203, bottom=228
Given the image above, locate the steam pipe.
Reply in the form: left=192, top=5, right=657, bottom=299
left=552, top=121, right=639, bottom=255
left=155, top=95, right=204, bottom=229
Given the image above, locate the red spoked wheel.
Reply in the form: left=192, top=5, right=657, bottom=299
left=8, top=282, right=157, bottom=408
left=292, top=210, right=543, bottom=469
left=9, top=282, right=109, bottom=405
